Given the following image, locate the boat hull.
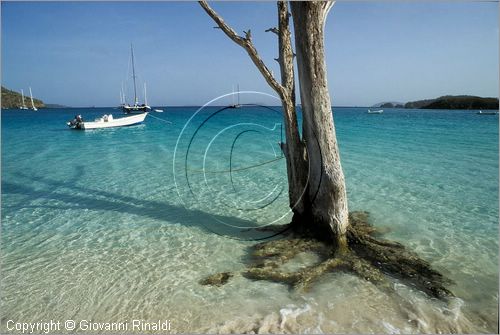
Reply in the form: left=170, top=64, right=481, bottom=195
left=477, top=111, right=498, bottom=115
left=122, top=104, right=151, bottom=114
left=69, top=113, right=148, bottom=130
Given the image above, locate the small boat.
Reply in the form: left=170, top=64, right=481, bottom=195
left=229, top=84, right=241, bottom=108
left=477, top=110, right=498, bottom=115
left=154, top=109, right=164, bottom=113
left=29, top=87, right=37, bottom=111
left=67, top=112, right=148, bottom=130
left=122, top=44, right=151, bottom=114
left=368, top=109, right=383, bottom=114
left=19, top=89, right=28, bottom=110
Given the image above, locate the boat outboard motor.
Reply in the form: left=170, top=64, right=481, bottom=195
left=67, top=115, right=84, bottom=129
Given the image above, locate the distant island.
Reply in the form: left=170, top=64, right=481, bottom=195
left=44, top=103, right=69, bottom=108
left=374, top=95, right=499, bottom=110
left=372, top=101, right=405, bottom=108
left=1, top=86, right=45, bottom=109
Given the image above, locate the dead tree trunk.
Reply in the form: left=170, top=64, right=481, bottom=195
left=198, top=1, right=454, bottom=300
left=199, top=0, right=308, bottom=215
left=274, top=1, right=308, bottom=216
left=290, top=1, right=349, bottom=251
left=199, top=1, right=348, bottom=251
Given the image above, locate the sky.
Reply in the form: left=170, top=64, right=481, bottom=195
left=1, top=1, right=498, bottom=107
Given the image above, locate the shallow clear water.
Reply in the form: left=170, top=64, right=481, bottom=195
left=1, top=106, right=498, bottom=333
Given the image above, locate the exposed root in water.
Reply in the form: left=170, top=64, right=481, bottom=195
left=346, top=211, right=454, bottom=299
left=200, top=211, right=454, bottom=300
left=199, top=272, right=233, bottom=286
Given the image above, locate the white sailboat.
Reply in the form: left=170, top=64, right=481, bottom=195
left=29, top=87, right=38, bottom=111
left=367, top=109, right=383, bottom=114
left=122, top=44, right=151, bottom=114
left=67, top=113, right=148, bottom=130
left=230, top=84, right=241, bottom=108
left=119, top=82, right=126, bottom=108
left=19, top=89, right=28, bottom=110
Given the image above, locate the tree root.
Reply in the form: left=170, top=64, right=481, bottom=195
left=347, top=211, right=454, bottom=298
left=199, top=272, right=233, bottom=286
left=200, top=211, right=454, bottom=300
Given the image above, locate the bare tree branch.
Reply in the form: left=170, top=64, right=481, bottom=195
left=265, top=27, right=279, bottom=35
left=322, top=1, right=335, bottom=24
left=277, top=1, right=295, bottom=96
left=243, top=29, right=252, bottom=41
left=198, top=1, right=284, bottom=96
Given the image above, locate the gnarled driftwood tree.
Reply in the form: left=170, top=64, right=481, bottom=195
left=199, top=1, right=347, bottom=251
left=198, top=1, right=454, bottom=300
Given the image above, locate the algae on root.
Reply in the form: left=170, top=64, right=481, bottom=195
left=200, top=211, right=454, bottom=300
left=199, top=272, right=233, bottom=286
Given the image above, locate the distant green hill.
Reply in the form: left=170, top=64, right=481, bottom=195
left=1, top=86, right=45, bottom=109
left=404, top=98, right=437, bottom=109
left=405, top=95, right=498, bottom=110
left=380, top=102, right=404, bottom=108
left=372, top=101, right=404, bottom=108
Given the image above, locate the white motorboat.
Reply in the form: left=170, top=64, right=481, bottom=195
left=368, top=109, right=383, bottom=114
left=67, top=112, right=148, bottom=130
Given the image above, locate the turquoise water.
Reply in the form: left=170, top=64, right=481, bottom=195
left=1, top=106, right=498, bottom=333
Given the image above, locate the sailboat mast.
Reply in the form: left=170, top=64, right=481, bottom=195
left=131, top=44, right=138, bottom=105
left=237, top=84, right=240, bottom=106
left=21, top=89, right=25, bottom=106
left=144, top=82, right=148, bottom=106
left=121, top=81, right=126, bottom=104
left=29, top=87, right=35, bottom=108
left=232, top=85, right=235, bottom=106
